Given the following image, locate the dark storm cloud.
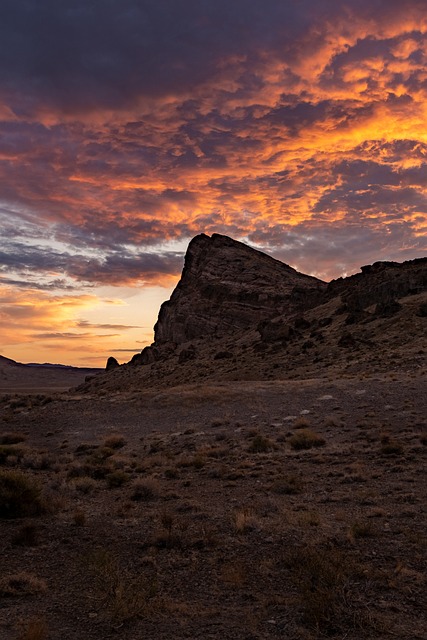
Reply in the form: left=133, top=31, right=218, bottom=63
left=3, top=0, right=424, bottom=116
left=0, top=0, right=310, bottom=115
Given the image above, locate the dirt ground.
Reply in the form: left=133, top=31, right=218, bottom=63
left=0, top=370, right=426, bottom=639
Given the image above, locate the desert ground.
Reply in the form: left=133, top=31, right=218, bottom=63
left=0, top=368, right=425, bottom=640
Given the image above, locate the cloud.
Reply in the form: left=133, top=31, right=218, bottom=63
left=0, top=239, right=184, bottom=287
left=77, top=321, right=142, bottom=330
left=1, top=0, right=426, bottom=364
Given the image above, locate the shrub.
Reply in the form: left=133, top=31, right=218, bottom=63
left=0, top=572, right=47, bottom=597
left=103, top=434, right=126, bottom=450
left=131, top=479, right=159, bottom=501
left=350, top=521, right=376, bottom=539
left=272, top=474, right=303, bottom=495
left=0, top=444, right=26, bottom=465
left=289, top=429, right=325, bottom=450
left=0, top=470, right=45, bottom=518
left=233, top=508, right=257, bottom=534
left=106, top=470, right=130, bottom=488
left=248, top=434, right=273, bottom=453
left=89, top=548, right=158, bottom=622
left=283, top=546, right=371, bottom=634
left=18, top=617, right=48, bottom=640
left=0, top=432, right=26, bottom=445
left=293, top=416, right=311, bottom=430
left=73, top=509, right=86, bottom=526
left=380, top=440, right=403, bottom=455
left=72, top=476, right=98, bottom=494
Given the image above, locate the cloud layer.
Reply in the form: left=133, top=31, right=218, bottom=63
left=0, top=1, right=426, bottom=363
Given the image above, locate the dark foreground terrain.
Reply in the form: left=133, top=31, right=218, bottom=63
left=0, top=370, right=426, bottom=640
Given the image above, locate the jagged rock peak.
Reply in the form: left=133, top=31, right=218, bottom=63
left=153, top=233, right=326, bottom=344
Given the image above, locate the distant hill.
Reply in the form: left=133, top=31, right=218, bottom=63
left=0, top=355, right=102, bottom=394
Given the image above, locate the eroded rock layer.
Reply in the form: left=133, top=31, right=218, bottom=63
left=153, top=233, right=326, bottom=344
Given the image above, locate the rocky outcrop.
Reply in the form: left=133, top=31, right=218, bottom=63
left=328, top=258, right=427, bottom=314
left=258, top=317, right=294, bottom=342
left=106, top=356, right=120, bottom=371
left=75, top=236, right=426, bottom=394
left=153, top=233, right=326, bottom=344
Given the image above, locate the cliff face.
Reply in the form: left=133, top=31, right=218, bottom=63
left=327, top=258, right=427, bottom=313
left=153, top=233, right=326, bottom=344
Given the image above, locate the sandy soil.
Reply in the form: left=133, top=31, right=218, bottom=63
left=0, top=370, right=426, bottom=639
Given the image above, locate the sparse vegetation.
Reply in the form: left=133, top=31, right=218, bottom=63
left=0, top=470, right=45, bottom=518
left=103, top=434, right=127, bottom=450
left=0, top=572, right=47, bottom=597
left=88, top=548, right=158, bottom=622
left=350, top=521, right=376, bottom=539
left=0, top=432, right=26, bottom=445
left=17, top=617, right=48, bottom=640
left=248, top=434, right=273, bottom=453
left=0, top=369, right=425, bottom=639
left=106, top=469, right=130, bottom=488
left=289, top=429, right=326, bottom=450
left=380, top=436, right=404, bottom=455
left=271, top=473, right=303, bottom=494
left=131, top=479, right=159, bottom=501
left=283, top=546, right=375, bottom=634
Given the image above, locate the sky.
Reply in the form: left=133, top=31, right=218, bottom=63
left=0, top=0, right=426, bottom=366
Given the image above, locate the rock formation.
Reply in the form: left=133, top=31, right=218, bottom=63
left=153, top=233, right=326, bottom=344
left=76, top=235, right=426, bottom=394
left=105, top=356, right=120, bottom=371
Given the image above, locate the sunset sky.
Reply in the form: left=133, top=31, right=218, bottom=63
left=0, top=1, right=426, bottom=366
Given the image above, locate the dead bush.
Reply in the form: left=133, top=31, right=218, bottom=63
left=248, top=434, right=273, bottom=453
left=88, top=548, right=158, bottom=622
left=289, top=429, right=325, bottom=451
left=103, top=434, right=126, bottom=450
left=283, top=545, right=375, bottom=634
left=131, top=479, right=159, bottom=501
left=0, top=470, right=45, bottom=518
left=0, top=432, right=26, bottom=445
left=18, top=617, right=48, bottom=640
left=0, top=572, right=47, bottom=597
left=271, top=474, right=303, bottom=495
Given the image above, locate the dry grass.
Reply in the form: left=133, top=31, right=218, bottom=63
left=17, top=617, right=48, bottom=640
left=248, top=434, right=274, bottom=453
left=289, top=429, right=326, bottom=450
left=89, top=548, right=158, bottom=622
left=131, top=478, right=159, bottom=501
left=0, top=470, right=45, bottom=518
left=233, top=508, right=258, bottom=534
left=0, top=432, right=26, bottom=445
left=103, top=434, right=127, bottom=450
left=271, top=473, right=303, bottom=494
left=0, top=572, right=47, bottom=597
left=283, top=546, right=376, bottom=635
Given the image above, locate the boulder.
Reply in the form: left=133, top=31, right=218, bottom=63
left=258, top=317, right=293, bottom=342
